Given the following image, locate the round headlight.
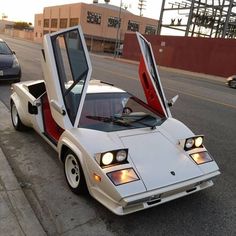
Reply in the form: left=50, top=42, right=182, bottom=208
left=116, top=150, right=127, bottom=162
left=185, top=138, right=194, bottom=149
left=101, top=152, right=114, bottom=165
left=195, top=136, right=203, bottom=147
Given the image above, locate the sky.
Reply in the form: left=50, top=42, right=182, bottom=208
left=0, top=0, right=162, bottom=25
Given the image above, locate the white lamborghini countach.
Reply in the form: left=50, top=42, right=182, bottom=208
left=10, top=26, right=220, bottom=215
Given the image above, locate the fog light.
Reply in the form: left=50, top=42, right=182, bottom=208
left=190, top=152, right=212, bottom=165
left=107, top=168, right=139, bottom=186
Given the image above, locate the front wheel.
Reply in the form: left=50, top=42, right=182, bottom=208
left=229, top=80, right=236, bottom=88
left=10, top=101, right=28, bottom=131
left=64, top=150, right=88, bottom=194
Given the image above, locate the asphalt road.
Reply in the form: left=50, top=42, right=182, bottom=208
left=0, top=35, right=236, bottom=236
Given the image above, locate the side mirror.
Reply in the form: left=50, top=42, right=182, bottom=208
left=28, top=102, right=38, bottom=115
left=12, top=51, right=16, bottom=54
left=168, top=95, right=179, bottom=107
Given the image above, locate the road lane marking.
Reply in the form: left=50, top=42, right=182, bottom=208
left=94, top=66, right=236, bottom=110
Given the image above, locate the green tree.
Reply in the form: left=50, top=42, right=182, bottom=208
left=13, top=22, right=32, bottom=30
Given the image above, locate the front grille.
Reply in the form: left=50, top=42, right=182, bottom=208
left=147, top=198, right=161, bottom=205
left=0, top=62, right=12, bottom=69
left=126, top=182, right=205, bottom=207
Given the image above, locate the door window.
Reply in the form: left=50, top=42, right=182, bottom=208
left=51, top=29, right=89, bottom=124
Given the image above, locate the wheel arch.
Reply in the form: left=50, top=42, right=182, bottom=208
left=59, top=138, right=91, bottom=192
left=59, top=138, right=84, bottom=166
left=10, top=93, right=25, bottom=124
left=11, top=93, right=20, bottom=112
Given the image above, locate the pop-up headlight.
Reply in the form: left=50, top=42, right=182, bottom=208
left=107, top=168, right=139, bottom=186
left=101, top=152, right=114, bottom=165
left=195, top=136, right=203, bottom=148
left=95, top=149, right=128, bottom=168
left=182, top=135, right=204, bottom=151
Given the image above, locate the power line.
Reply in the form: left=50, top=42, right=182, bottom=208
left=138, top=0, right=146, bottom=16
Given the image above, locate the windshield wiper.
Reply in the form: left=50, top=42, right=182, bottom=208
left=86, top=115, right=132, bottom=127
left=124, top=114, right=164, bottom=130
left=86, top=115, right=166, bottom=130
left=149, top=117, right=167, bottom=130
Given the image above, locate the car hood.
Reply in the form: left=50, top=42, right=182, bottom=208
left=0, top=54, right=13, bottom=68
left=67, top=118, right=210, bottom=191
left=119, top=130, right=203, bottom=191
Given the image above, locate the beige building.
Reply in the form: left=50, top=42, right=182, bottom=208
left=0, top=20, right=14, bottom=33
left=34, top=2, right=158, bottom=52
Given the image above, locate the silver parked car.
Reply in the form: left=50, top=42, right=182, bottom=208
left=226, top=75, right=236, bottom=88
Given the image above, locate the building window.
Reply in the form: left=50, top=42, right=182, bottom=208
left=35, top=32, right=38, bottom=37
left=43, top=19, right=49, bottom=28
left=60, top=18, right=68, bottom=28
left=127, top=20, right=139, bottom=32
left=43, top=30, right=49, bottom=35
left=107, top=16, right=121, bottom=28
left=38, top=20, right=41, bottom=27
left=87, top=11, right=101, bottom=24
left=70, top=18, right=79, bottom=27
left=51, top=19, right=58, bottom=28
left=145, top=25, right=157, bottom=35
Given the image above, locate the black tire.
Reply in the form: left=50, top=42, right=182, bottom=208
left=64, top=150, right=88, bottom=194
left=14, top=78, right=20, bottom=83
left=10, top=100, right=28, bottom=131
left=229, top=80, right=236, bottom=89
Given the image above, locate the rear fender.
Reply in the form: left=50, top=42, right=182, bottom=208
left=10, top=92, right=32, bottom=127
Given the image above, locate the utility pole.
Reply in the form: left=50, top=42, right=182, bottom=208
left=157, top=0, right=166, bottom=35
left=138, top=0, right=146, bottom=16
left=114, top=0, right=122, bottom=57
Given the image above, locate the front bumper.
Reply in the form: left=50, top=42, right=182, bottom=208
left=0, top=67, right=21, bottom=81
left=91, top=170, right=220, bottom=215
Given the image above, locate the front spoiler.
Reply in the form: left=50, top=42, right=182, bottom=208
left=91, top=170, right=220, bottom=215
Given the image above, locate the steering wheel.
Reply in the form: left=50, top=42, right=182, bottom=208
left=122, top=107, right=133, bottom=114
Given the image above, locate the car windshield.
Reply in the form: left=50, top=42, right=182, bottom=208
left=79, top=92, right=166, bottom=132
left=0, top=42, right=12, bottom=55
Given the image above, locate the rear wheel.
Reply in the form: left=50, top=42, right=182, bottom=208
left=64, top=150, right=88, bottom=194
left=10, top=101, right=28, bottom=131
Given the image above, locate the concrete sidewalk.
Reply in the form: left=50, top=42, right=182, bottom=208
left=0, top=101, right=46, bottom=236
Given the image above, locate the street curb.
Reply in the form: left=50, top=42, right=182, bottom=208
left=0, top=101, right=46, bottom=236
